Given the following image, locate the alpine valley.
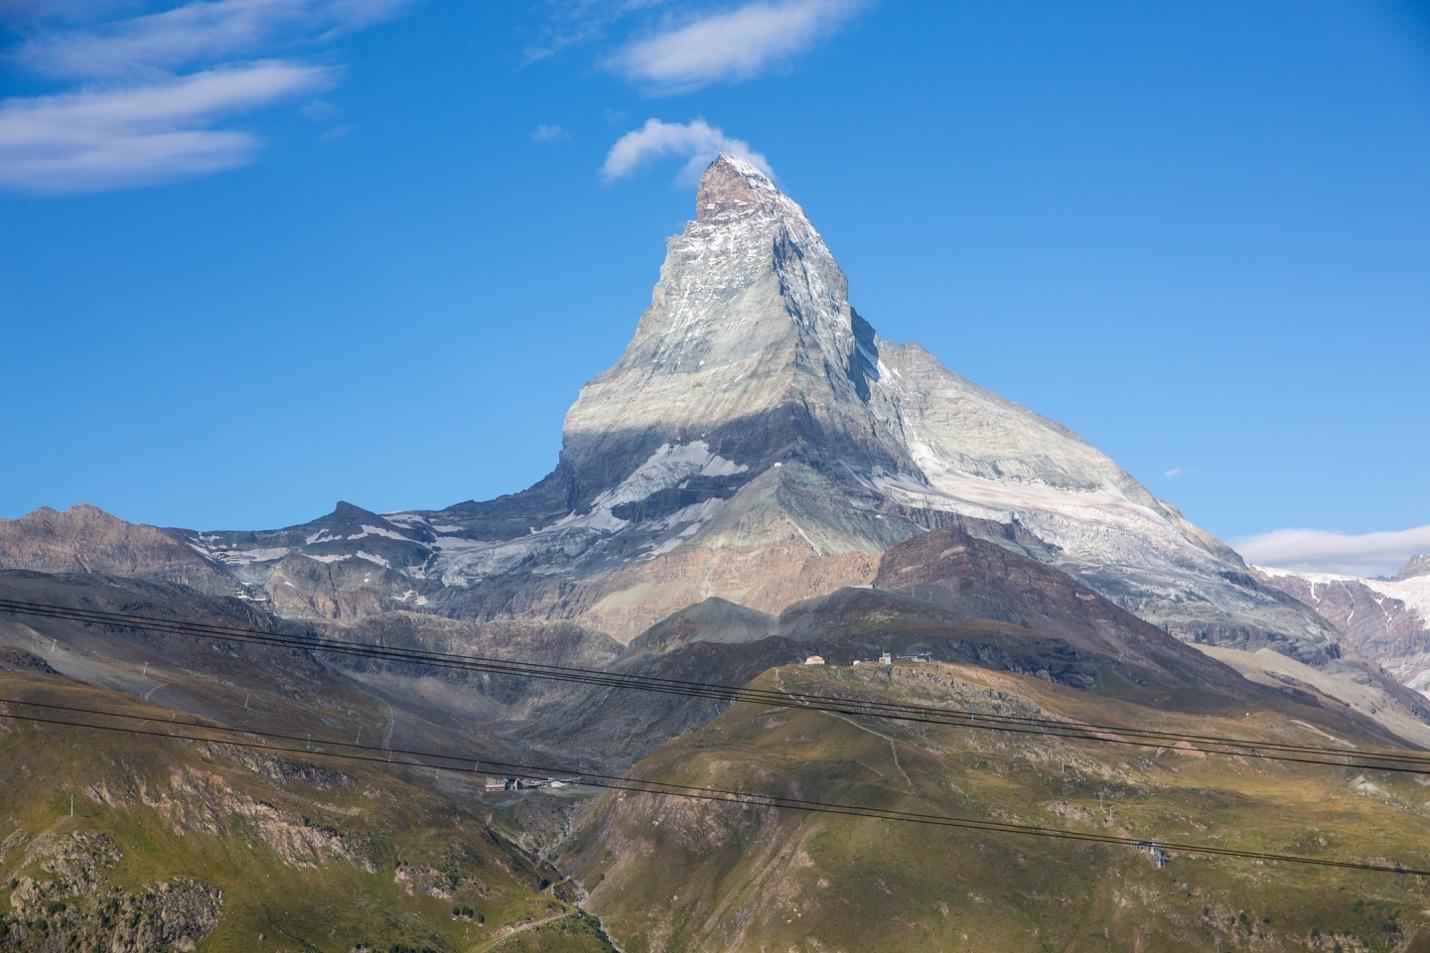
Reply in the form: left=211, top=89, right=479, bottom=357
left=4, top=157, right=1430, bottom=952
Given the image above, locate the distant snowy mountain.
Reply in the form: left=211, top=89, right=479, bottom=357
left=1256, top=558, right=1430, bottom=697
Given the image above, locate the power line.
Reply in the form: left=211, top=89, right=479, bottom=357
left=3, top=597, right=1414, bottom=758
left=2, top=695, right=1425, bottom=879
left=3, top=597, right=1428, bottom=776
left=7, top=596, right=1417, bottom=758
left=4, top=597, right=1427, bottom=777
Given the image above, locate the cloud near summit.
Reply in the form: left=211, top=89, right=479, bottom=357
left=603, top=118, right=773, bottom=184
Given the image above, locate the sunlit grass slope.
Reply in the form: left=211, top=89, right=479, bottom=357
left=566, top=662, right=1430, bottom=953
left=0, top=664, right=612, bottom=953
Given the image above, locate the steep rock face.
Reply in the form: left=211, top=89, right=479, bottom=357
left=1255, top=564, right=1430, bottom=697
left=558, top=153, right=911, bottom=500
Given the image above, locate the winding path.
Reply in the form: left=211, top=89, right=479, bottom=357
left=471, top=911, right=576, bottom=952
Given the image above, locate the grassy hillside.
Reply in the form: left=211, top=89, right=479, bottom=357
left=0, top=662, right=614, bottom=953
left=564, top=661, right=1430, bottom=952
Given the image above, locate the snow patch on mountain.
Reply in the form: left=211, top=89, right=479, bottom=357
left=1260, top=566, right=1430, bottom=628
left=548, top=440, right=742, bottom=535
left=355, top=524, right=412, bottom=541
left=424, top=441, right=747, bottom=586
left=187, top=542, right=290, bottom=566
left=600, top=441, right=745, bottom=507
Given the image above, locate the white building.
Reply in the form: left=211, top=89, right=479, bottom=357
left=803, top=655, right=826, bottom=666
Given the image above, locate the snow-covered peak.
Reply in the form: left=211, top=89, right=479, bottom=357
left=709, top=151, right=767, bottom=178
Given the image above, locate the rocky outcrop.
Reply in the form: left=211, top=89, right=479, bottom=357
left=154, top=764, right=376, bottom=871
left=0, top=647, right=58, bottom=675
left=0, top=832, right=222, bottom=952
left=82, top=762, right=375, bottom=873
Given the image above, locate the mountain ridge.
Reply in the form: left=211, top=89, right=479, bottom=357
left=0, top=156, right=1367, bottom=679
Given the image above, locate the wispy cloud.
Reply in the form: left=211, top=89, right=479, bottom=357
left=0, top=0, right=406, bottom=193
left=603, top=117, right=771, bottom=183
left=522, top=0, right=667, bottom=65
left=12, top=0, right=410, bottom=79
left=531, top=123, right=569, bottom=142
left=1236, top=524, right=1430, bottom=578
left=0, top=1, right=142, bottom=26
left=0, top=61, right=334, bottom=193
left=1163, top=466, right=1184, bottom=479
left=607, top=0, right=863, bottom=93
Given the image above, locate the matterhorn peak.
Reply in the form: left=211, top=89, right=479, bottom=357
left=696, top=152, right=788, bottom=222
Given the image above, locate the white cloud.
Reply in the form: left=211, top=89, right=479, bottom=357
left=1236, top=525, right=1430, bottom=579
left=603, top=117, right=771, bottom=183
left=607, top=0, right=863, bottom=93
left=0, top=0, right=404, bottom=193
left=531, top=123, right=569, bottom=142
left=1163, top=466, right=1183, bottom=479
left=13, top=0, right=410, bottom=79
left=0, top=61, right=334, bottom=193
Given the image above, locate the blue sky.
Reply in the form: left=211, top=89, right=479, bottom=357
left=1, top=0, right=1427, bottom=573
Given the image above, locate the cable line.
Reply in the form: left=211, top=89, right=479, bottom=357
left=4, top=597, right=1417, bottom=757
left=2, top=598, right=1428, bottom=775
left=1, top=696, right=1425, bottom=879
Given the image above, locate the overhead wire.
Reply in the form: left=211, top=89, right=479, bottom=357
left=2, top=598, right=1428, bottom=776
left=2, top=695, right=1426, bottom=879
